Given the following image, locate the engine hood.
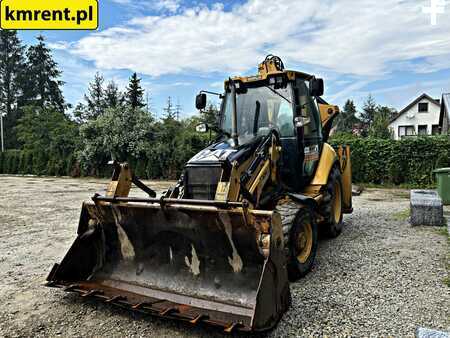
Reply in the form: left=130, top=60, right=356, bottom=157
left=187, top=141, right=237, bottom=165
left=187, top=137, right=264, bottom=168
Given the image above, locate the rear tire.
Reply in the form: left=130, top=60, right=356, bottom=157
left=321, top=165, right=344, bottom=238
left=286, top=208, right=318, bottom=281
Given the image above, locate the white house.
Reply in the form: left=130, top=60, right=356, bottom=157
left=389, top=93, right=444, bottom=140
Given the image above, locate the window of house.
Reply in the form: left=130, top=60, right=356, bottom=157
left=398, top=125, right=415, bottom=137
left=418, top=125, right=427, bottom=135
left=432, top=125, right=441, bottom=135
left=418, top=102, right=428, bottom=112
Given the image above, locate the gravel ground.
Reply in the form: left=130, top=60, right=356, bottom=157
left=0, top=176, right=449, bottom=337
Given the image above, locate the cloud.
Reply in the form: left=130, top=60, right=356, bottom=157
left=153, top=0, right=181, bottom=13
left=48, top=41, right=74, bottom=50
left=109, top=0, right=182, bottom=13
left=328, top=80, right=371, bottom=103
left=210, top=81, right=224, bottom=88
left=69, top=0, right=450, bottom=85
left=109, top=0, right=132, bottom=4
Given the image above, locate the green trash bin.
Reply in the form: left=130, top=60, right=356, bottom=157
left=434, top=167, right=450, bottom=205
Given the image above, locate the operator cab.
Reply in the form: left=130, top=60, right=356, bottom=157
left=195, top=55, right=325, bottom=193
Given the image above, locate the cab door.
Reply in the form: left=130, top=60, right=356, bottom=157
left=294, top=79, right=323, bottom=184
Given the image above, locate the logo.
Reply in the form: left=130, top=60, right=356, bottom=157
left=422, top=0, right=447, bottom=25
left=0, top=0, right=98, bottom=30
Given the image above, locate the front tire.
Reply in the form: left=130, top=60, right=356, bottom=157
left=286, top=208, right=318, bottom=281
left=322, top=165, right=344, bottom=238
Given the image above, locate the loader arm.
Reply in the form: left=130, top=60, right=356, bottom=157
left=237, top=131, right=282, bottom=207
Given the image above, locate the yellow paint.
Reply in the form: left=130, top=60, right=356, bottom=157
left=309, top=143, right=337, bottom=186
left=296, top=222, right=312, bottom=264
left=222, top=134, right=281, bottom=205
left=338, top=145, right=353, bottom=211
left=333, top=180, right=342, bottom=223
left=106, top=163, right=132, bottom=198
left=0, top=0, right=98, bottom=30
left=215, top=182, right=230, bottom=201
left=318, top=103, right=339, bottom=126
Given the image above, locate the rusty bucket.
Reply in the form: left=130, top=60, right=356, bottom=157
left=46, top=198, right=290, bottom=332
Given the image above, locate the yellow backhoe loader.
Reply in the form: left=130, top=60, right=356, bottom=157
left=46, top=55, right=352, bottom=333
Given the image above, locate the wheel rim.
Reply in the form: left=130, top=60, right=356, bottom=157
left=333, top=181, right=342, bottom=224
left=296, top=222, right=313, bottom=264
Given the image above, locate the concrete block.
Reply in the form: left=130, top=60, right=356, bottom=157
left=445, top=206, right=450, bottom=234
left=416, top=327, right=449, bottom=338
left=410, top=190, right=445, bottom=226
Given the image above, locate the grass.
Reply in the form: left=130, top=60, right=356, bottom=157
left=444, top=277, right=450, bottom=287
left=392, top=208, right=410, bottom=221
left=436, top=227, right=449, bottom=237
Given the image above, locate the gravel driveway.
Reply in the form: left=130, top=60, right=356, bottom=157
left=0, top=176, right=448, bottom=337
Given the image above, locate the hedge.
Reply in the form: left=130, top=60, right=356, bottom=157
left=330, top=135, right=450, bottom=186
left=0, top=150, right=188, bottom=180
left=1, top=136, right=449, bottom=186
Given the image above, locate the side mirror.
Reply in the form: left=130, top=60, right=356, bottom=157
left=196, top=123, right=209, bottom=133
left=310, top=78, right=324, bottom=97
left=195, top=93, right=207, bottom=110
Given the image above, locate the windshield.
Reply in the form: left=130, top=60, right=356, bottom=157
left=221, top=84, right=294, bottom=146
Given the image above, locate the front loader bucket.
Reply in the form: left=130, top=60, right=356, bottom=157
left=46, top=199, right=290, bottom=332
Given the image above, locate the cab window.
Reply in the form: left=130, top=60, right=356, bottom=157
left=296, top=80, right=322, bottom=140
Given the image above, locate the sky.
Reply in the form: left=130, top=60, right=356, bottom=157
left=18, top=0, right=450, bottom=118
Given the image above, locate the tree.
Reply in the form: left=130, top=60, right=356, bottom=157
left=369, top=106, right=395, bottom=139
left=74, top=72, right=106, bottom=122
left=125, top=72, right=145, bottom=110
left=16, top=106, right=79, bottom=157
left=79, top=106, right=154, bottom=174
left=360, top=94, right=377, bottom=129
left=335, top=99, right=359, bottom=133
left=22, top=35, right=65, bottom=112
left=377, top=105, right=397, bottom=121
left=163, top=96, right=176, bottom=119
left=0, top=30, right=26, bottom=149
left=104, top=80, right=122, bottom=109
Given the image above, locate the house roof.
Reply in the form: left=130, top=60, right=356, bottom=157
left=440, top=93, right=450, bottom=126
left=390, top=93, right=441, bottom=124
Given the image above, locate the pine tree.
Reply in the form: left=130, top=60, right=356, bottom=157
left=126, top=72, right=145, bottom=110
left=0, top=30, right=26, bottom=149
left=22, top=35, right=65, bottom=112
left=104, top=80, right=122, bottom=109
left=163, top=96, right=176, bottom=120
left=336, top=99, right=359, bottom=133
left=360, top=94, right=377, bottom=129
left=74, top=72, right=106, bottom=122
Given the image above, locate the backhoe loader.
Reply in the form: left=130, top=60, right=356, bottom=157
left=46, top=55, right=352, bottom=333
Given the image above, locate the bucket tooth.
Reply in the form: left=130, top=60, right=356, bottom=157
left=105, top=295, right=126, bottom=303
left=159, top=306, right=179, bottom=316
left=81, top=289, right=103, bottom=298
left=63, top=284, right=80, bottom=292
left=132, top=300, right=163, bottom=310
left=224, top=322, right=243, bottom=333
left=44, top=281, right=57, bottom=287
left=189, top=314, right=209, bottom=325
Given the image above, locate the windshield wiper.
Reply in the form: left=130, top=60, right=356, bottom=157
left=264, top=85, right=291, bottom=104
